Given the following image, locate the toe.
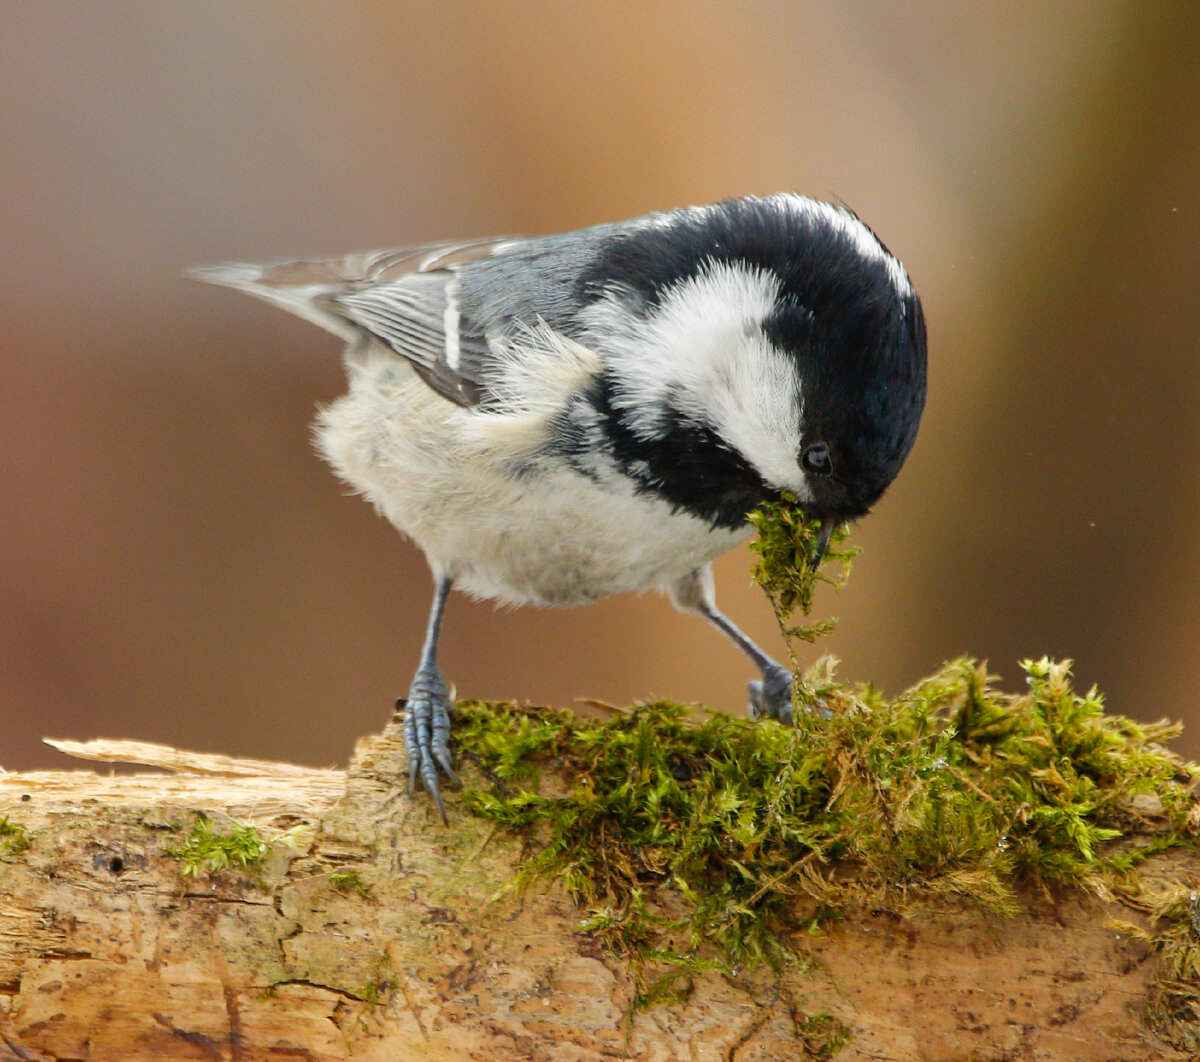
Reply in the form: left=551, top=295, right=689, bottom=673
left=419, top=753, right=448, bottom=824
left=748, top=664, right=795, bottom=723
left=401, top=672, right=457, bottom=820
left=402, top=701, right=420, bottom=795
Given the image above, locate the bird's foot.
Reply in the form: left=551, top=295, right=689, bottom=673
left=400, top=667, right=459, bottom=823
left=748, top=662, right=795, bottom=724
left=748, top=663, right=835, bottom=723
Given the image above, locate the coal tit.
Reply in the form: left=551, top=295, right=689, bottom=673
left=192, top=194, right=927, bottom=822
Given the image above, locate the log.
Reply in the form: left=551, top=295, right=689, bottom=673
left=0, top=724, right=1191, bottom=1061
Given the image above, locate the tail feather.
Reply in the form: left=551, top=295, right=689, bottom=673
left=186, top=261, right=359, bottom=339
left=187, top=237, right=517, bottom=344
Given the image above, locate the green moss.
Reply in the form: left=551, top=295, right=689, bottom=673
left=0, top=817, right=30, bottom=857
left=747, top=494, right=858, bottom=656
left=357, top=950, right=396, bottom=1009
left=166, top=815, right=270, bottom=878
left=330, top=870, right=372, bottom=899
left=459, top=660, right=1194, bottom=993
left=796, top=1011, right=852, bottom=1059
left=359, top=978, right=393, bottom=1007
left=455, top=499, right=1199, bottom=1012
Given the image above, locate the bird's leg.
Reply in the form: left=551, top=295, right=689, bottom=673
left=668, top=566, right=795, bottom=724
left=702, top=607, right=795, bottom=724
left=401, top=573, right=459, bottom=822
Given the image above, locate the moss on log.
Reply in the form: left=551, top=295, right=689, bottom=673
left=0, top=718, right=1195, bottom=1061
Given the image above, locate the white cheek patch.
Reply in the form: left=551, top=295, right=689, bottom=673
left=587, top=260, right=808, bottom=496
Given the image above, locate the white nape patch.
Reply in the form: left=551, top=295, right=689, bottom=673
left=462, top=319, right=603, bottom=456
left=443, top=278, right=461, bottom=370
left=479, top=319, right=603, bottom=422
left=773, top=193, right=912, bottom=296
left=583, top=260, right=810, bottom=499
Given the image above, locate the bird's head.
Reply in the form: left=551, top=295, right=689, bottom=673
left=582, top=194, right=927, bottom=547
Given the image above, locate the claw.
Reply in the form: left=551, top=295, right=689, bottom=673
left=748, top=664, right=837, bottom=723
left=401, top=666, right=457, bottom=824
left=749, top=662, right=795, bottom=724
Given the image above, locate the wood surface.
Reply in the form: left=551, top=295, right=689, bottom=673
left=0, top=727, right=1188, bottom=1061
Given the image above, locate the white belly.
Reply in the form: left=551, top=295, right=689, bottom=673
left=314, top=355, right=749, bottom=607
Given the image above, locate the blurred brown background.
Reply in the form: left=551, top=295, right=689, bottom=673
left=2, top=3, right=1198, bottom=770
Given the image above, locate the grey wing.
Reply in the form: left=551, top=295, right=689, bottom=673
left=189, top=237, right=524, bottom=407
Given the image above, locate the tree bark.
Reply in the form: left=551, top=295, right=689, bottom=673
left=0, top=727, right=1188, bottom=1061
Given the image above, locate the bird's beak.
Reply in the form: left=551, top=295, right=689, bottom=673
left=810, top=515, right=838, bottom=570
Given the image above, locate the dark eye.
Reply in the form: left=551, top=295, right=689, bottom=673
left=801, top=442, right=833, bottom=477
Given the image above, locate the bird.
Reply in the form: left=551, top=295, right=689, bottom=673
left=191, top=193, right=927, bottom=822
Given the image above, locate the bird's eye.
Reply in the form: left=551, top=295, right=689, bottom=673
left=801, top=443, right=833, bottom=477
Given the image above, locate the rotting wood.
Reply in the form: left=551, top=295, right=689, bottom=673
left=0, top=726, right=1190, bottom=1062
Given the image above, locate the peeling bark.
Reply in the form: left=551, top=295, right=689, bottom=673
left=0, top=727, right=1189, bottom=1061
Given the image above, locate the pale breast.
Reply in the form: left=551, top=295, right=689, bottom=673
left=312, top=354, right=749, bottom=607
